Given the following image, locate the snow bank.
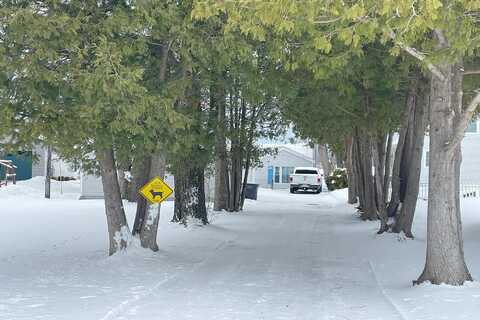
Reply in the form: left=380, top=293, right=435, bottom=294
left=0, top=176, right=80, bottom=199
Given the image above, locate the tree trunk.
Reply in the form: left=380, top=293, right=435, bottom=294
left=213, top=78, right=229, bottom=212
left=334, top=151, right=344, bottom=168
left=383, top=132, right=393, bottom=205
left=352, top=132, right=365, bottom=210
left=44, top=146, right=52, bottom=199
left=128, top=161, right=142, bottom=202
left=228, top=96, right=243, bottom=212
left=173, top=165, right=208, bottom=225
left=393, top=76, right=428, bottom=238
left=117, top=170, right=129, bottom=200
left=387, top=83, right=416, bottom=217
left=132, top=41, right=171, bottom=250
left=372, top=135, right=388, bottom=232
left=229, top=148, right=242, bottom=212
left=358, top=133, right=377, bottom=220
left=139, top=154, right=166, bottom=251
left=132, top=157, right=152, bottom=236
left=345, top=136, right=357, bottom=204
left=317, top=144, right=333, bottom=176
left=239, top=154, right=251, bottom=210
left=416, top=58, right=472, bottom=285
left=239, top=105, right=259, bottom=210
left=97, top=147, right=131, bottom=255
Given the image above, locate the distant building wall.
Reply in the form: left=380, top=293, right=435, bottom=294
left=78, top=172, right=213, bottom=201
left=420, top=128, right=480, bottom=184
left=26, top=145, right=77, bottom=179
left=79, top=173, right=104, bottom=199
left=253, top=147, right=315, bottom=189
left=78, top=145, right=315, bottom=198
left=32, top=145, right=46, bottom=177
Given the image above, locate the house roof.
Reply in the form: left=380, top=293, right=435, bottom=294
left=261, top=143, right=314, bottom=162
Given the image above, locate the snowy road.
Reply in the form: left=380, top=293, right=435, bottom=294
left=2, top=179, right=480, bottom=320
left=110, top=191, right=404, bottom=320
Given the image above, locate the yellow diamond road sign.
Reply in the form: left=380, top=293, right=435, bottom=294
left=139, top=176, right=173, bottom=204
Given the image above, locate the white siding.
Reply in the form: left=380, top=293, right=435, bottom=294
left=79, top=173, right=104, bottom=199
left=32, top=145, right=46, bottom=177
left=78, top=172, right=211, bottom=201
left=420, top=134, right=480, bottom=184
left=253, top=147, right=315, bottom=189
left=78, top=145, right=314, bottom=198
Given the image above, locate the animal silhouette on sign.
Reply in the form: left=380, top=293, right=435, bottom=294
left=150, top=190, right=163, bottom=199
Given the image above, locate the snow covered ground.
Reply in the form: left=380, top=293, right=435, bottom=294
left=1, top=177, right=480, bottom=320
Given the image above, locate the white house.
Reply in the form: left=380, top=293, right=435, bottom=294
left=78, top=144, right=316, bottom=199
left=420, top=118, right=480, bottom=184
left=249, top=144, right=317, bottom=189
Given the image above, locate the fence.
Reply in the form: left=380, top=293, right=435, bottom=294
left=0, top=159, right=17, bottom=187
left=418, top=183, right=480, bottom=200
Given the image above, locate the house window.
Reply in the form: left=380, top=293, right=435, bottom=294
left=281, top=167, right=294, bottom=183
left=274, top=166, right=280, bottom=183
left=466, top=120, right=478, bottom=133
left=425, top=151, right=429, bottom=167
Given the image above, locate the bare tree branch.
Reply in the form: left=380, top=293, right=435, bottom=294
left=388, top=30, right=446, bottom=81
left=463, top=70, right=480, bottom=76
left=445, top=90, right=480, bottom=152
left=313, top=17, right=341, bottom=24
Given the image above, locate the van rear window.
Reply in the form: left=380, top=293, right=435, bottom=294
left=295, top=169, right=318, bottom=174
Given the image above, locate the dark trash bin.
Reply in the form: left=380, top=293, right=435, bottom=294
left=244, top=183, right=259, bottom=200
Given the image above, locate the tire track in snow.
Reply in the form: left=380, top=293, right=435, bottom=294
left=98, top=237, right=237, bottom=320
left=306, top=203, right=407, bottom=319
left=115, top=204, right=294, bottom=319
left=367, top=260, right=408, bottom=320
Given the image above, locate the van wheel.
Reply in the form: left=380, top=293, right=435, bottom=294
left=316, top=187, right=322, bottom=193
left=290, top=188, right=296, bottom=194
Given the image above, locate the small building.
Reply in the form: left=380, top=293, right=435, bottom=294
left=79, top=172, right=216, bottom=201
left=0, top=145, right=46, bottom=180
left=249, top=144, right=317, bottom=189
left=79, top=173, right=105, bottom=199
left=1, top=143, right=79, bottom=183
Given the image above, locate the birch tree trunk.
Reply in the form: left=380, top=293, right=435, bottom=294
left=416, top=58, right=472, bottom=285
left=97, top=147, right=131, bottom=255
left=44, top=146, right=52, bottom=199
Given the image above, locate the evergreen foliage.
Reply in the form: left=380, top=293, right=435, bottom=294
left=325, top=168, right=348, bottom=191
